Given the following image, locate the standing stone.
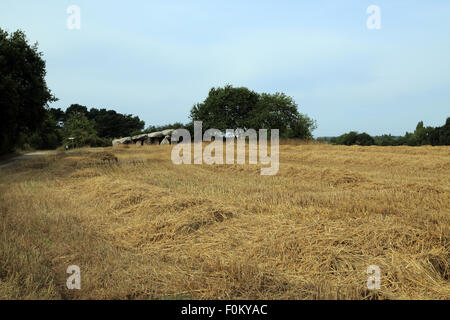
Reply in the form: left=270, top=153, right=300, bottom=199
left=160, top=136, right=171, bottom=145
left=112, top=137, right=132, bottom=146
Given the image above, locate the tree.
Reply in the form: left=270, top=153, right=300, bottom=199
left=413, top=121, right=434, bottom=145
left=331, top=118, right=450, bottom=146
left=66, top=104, right=88, bottom=117
left=190, top=85, right=316, bottom=139
left=250, top=92, right=316, bottom=138
left=27, top=110, right=62, bottom=150
left=288, top=114, right=317, bottom=139
left=335, top=131, right=358, bottom=145
left=62, top=112, right=109, bottom=148
left=333, top=131, right=374, bottom=146
left=0, top=29, right=56, bottom=154
left=429, top=117, right=450, bottom=146
left=395, top=132, right=417, bottom=146
left=48, top=107, right=66, bottom=122
left=374, top=134, right=399, bottom=146
left=87, top=108, right=144, bottom=138
left=355, top=133, right=375, bottom=146
left=190, top=85, right=259, bottom=131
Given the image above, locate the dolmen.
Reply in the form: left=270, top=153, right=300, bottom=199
left=112, top=129, right=176, bottom=146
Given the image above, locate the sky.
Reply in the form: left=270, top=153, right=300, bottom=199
left=1, top=0, right=449, bottom=137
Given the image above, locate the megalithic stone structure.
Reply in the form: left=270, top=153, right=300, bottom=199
left=112, top=129, right=176, bottom=146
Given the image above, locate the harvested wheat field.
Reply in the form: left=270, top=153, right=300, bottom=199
left=0, top=143, right=449, bottom=300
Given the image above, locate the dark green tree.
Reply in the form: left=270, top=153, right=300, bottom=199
left=397, top=132, right=418, bottom=146
left=87, top=108, right=144, bottom=138
left=374, top=134, right=399, bottom=146
left=430, top=117, right=450, bottom=146
left=0, top=29, right=56, bottom=154
left=62, top=112, right=109, bottom=148
left=356, top=133, right=375, bottom=146
left=49, top=107, right=66, bottom=122
left=249, top=92, right=316, bottom=138
left=27, top=110, right=62, bottom=150
left=190, top=85, right=259, bottom=131
left=413, top=121, right=434, bottom=145
left=334, top=132, right=374, bottom=146
left=335, top=131, right=358, bottom=145
left=190, top=85, right=316, bottom=139
left=66, top=104, right=88, bottom=117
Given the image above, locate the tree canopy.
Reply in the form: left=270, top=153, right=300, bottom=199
left=190, top=85, right=317, bottom=139
left=61, top=111, right=112, bottom=148
left=333, top=131, right=375, bottom=146
left=0, top=29, right=56, bottom=154
left=87, top=107, right=144, bottom=138
left=45, top=105, right=145, bottom=148
left=21, top=104, right=145, bottom=150
left=330, top=118, right=450, bottom=146
left=66, top=104, right=88, bottom=117
left=5, top=29, right=446, bottom=152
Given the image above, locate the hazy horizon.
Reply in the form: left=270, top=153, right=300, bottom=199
left=1, top=0, right=449, bottom=137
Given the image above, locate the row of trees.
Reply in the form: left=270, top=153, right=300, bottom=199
left=46, top=84, right=319, bottom=149
left=27, top=105, right=145, bottom=150
left=11, top=28, right=449, bottom=153
left=329, top=118, right=450, bottom=146
left=55, top=104, right=145, bottom=138
left=141, top=86, right=318, bottom=140
left=0, top=28, right=146, bottom=153
left=1, top=28, right=317, bottom=154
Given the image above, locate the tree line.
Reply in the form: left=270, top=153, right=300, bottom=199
left=325, top=118, right=450, bottom=146
left=0, top=29, right=317, bottom=154
left=29, top=105, right=145, bottom=150
left=1, top=28, right=448, bottom=154
left=0, top=29, right=146, bottom=153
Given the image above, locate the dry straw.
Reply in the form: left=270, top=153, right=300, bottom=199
left=0, top=144, right=448, bottom=299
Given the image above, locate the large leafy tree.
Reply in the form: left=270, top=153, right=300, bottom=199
left=0, top=29, right=56, bottom=154
left=27, top=110, right=62, bottom=150
left=55, top=105, right=145, bottom=139
left=87, top=108, right=144, bottom=138
left=66, top=104, right=88, bottom=117
left=334, top=131, right=375, bottom=146
left=190, top=85, right=317, bottom=139
left=62, top=112, right=106, bottom=148
left=429, top=117, right=450, bottom=146
left=414, top=121, right=434, bottom=145
left=250, top=92, right=316, bottom=138
left=190, top=85, right=259, bottom=131
left=48, top=107, right=66, bottom=122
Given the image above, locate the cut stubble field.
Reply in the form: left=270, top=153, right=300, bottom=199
left=0, top=143, right=449, bottom=299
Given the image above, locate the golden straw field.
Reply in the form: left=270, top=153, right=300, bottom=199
left=0, top=143, right=449, bottom=299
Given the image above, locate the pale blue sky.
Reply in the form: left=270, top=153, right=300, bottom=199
left=1, top=1, right=449, bottom=136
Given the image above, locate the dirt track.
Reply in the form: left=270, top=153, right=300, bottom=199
left=0, top=151, right=56, bottom=169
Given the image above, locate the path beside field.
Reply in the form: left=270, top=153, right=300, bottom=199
left=0, top=151, right=56, bottom=169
